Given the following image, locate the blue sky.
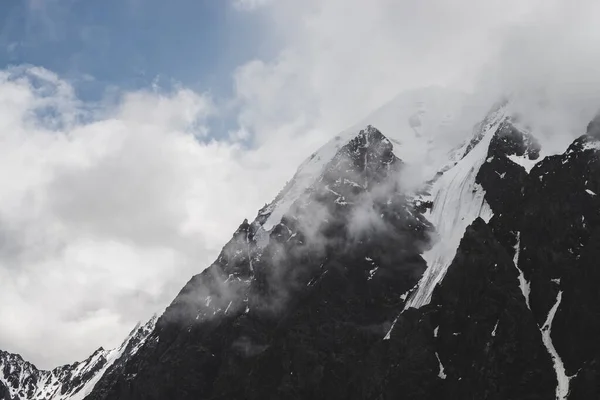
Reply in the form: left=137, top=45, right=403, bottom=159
left=0, top=0, right=266, bottom=102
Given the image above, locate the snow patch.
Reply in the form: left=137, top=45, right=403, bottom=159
left=540, top=291, right=570, bottom=400
left=367, top=266, right=379, bottom=280
left=513, top=232, right=531, bottom=309
left=383, top=316, right=400, bottom=341
left=582, top=141, right=600, bottom=151
left=491, top=320, right=499, bottom=337
left=435, top=353, right=447, bottom=379
left=507, top=154, right=541, bottom=173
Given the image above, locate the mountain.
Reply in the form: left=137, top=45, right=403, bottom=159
left=0, top=317, right=156, bottom=400
left=2, top=90, right=600, bottom=399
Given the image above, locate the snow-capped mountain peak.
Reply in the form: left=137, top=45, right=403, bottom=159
left=253, top=87, right=474, bottom=244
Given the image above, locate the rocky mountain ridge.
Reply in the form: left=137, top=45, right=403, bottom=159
left=0, top=317, right=156, bottom=400
left=2, top=96, right=600, bottom=399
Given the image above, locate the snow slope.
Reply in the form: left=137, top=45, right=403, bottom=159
left=512, top=232, right=531, bottom=309
left=402, top=106, right=506, bottom=309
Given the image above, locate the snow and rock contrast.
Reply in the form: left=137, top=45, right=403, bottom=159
left=0, top=317, right=156, bottom=400
left=3, top=89, right=600, bottom=399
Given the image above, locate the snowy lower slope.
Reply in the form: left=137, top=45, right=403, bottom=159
left=0, top=317, right=156, bottom=400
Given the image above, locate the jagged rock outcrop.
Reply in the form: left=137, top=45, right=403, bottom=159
left=0, top=317, right=156, bottom=400
left=476, top=120, right=541, bottom=255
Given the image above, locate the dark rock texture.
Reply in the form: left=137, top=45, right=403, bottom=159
left=518, top=133, right=600, bottom=398
left=430, top=218, right=555, bottom=400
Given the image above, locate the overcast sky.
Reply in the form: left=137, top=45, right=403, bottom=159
left=1, top=0, right=600, bottom=369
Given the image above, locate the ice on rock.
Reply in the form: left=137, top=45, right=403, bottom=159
left=403, top=111, right=502, bottom=310
left=541, top=292, right=570, bottom=400
left=514, top=235, right=531, bottom=310
left=507, top=154, right=541, bottom=173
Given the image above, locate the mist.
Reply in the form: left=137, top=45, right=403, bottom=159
left=469, top=0, right=600, bottom=154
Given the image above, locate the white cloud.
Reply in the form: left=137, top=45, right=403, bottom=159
left=233, top=0, right=273, bottom=11
left=473, top=0, right=600, bottom=154
left=231, top=0, right=546, bottom=142
left=232, top=0, right=600, bottom=155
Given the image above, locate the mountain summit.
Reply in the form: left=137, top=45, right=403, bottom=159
left=2, top=91, right=600, bottom=399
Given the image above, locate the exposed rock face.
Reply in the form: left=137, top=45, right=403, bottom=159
left=519, top=134, right=600, bottom=398
left=429, top=219, right=555, bottom=399
left=82, top=126, right=434, bottom=400
left=476, top=120, right=540, bottom=255
left=3, top=105, right=600, bottom=400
